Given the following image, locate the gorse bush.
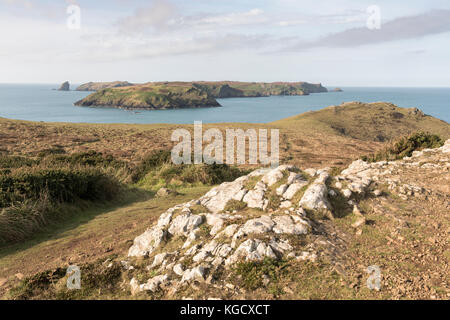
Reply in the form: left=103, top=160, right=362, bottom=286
left=134, top=149, right=248, bottom=188
left=0, top=168, right=120, bottom=208
left=0, top=151, right=127, bottom=245
left=45, top=150, right=128, bottom=169
left=0, top=156, right=38, bottom=168
left=361, top=131, right=444, bottom=162
left=131, top=149, right=172, bottom=182
left=142, top=162, right=247, bottom=188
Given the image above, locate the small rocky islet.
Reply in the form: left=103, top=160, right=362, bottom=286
left=57, top=81, right=70, bottom=91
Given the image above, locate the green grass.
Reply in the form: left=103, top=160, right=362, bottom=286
left=233, top=258, right=289, bottom=290
left=224, top=199, right=247, bottom=212
left=8, top=257, right=124, bottom=300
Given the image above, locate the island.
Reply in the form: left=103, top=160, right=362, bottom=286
left=74, top=82, right=221, bottom=110
left=58, top=81, right=70, bottom=91
left=74, top=81, right=328, bottom=110
left=332, top=88, right=343, bottom=92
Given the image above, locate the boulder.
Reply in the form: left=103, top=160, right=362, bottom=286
left=272, top=215, right=308, bottom=235
left=299, top=181, right=331, bottom=212
left=181, top=266, right=206, bottom=283
left=261, top=166, right=291, bottom=186
left=168, top=213, right=204, bottom=237
left=200, top=176, right=248, bottom=213
left=173, top=264, right=185, bottom=276
left=225, top=239, right=277, bottom=266
left=276, top=184, right=288, bottom=196
left=141, top=274, right=169, bottom=292
left=242, top=188, right=266, bottom=210
left=233, top=216, right=274, bottom=239
left=156, top=187, right=178, bottom=197
left=282, top=181, right=308, bottom=200
left=128, top=226, right=167, bottom=257
left=287, top=172, right=304, bottom=185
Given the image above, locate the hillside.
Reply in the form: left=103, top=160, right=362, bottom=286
left=273, top=101, right=450, bottom=142
left=74, top=81, right=327, bottom=110
left=0, top=102, right=449, bottom=300
left=3, top=139, right=449, bottom=300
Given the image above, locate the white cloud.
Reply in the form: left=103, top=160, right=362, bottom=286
left=288, top=9, right=450, bottom=50
left=117, top=0, right=178, bottom=33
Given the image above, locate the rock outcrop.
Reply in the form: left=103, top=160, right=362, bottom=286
left=126, top=164, right=322, bottom=294
left=123, top=139, right=450, bottom=298
left=58, top=81, right=70, bottom=91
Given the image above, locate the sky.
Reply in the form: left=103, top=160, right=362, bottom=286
left=0, top=0, right=449, bottom=86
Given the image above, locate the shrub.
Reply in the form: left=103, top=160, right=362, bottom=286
left=45, top=150, right=127, bottom=170
left=135, top=150, right=248, bottom=188
left=0, top=168, right=121, bottom=208
left=37, top=147, right=66, bottom=157
left=0, top=156, right=38, bottom=168
left=362, top=131, right=444, bottom=162
left=234, top=258, right=288, bottom=290
left=132, top=149, right=172, bottom=182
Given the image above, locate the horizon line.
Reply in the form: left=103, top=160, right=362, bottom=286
left=0, top=82, right=450, bottom=89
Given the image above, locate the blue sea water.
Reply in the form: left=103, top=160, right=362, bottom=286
left=0, top=84, right=448, bottom=124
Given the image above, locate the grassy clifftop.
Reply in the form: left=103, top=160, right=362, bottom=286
left=76, top=81, right=134, bottom=91
left=75, top=81, right=327, bottom=109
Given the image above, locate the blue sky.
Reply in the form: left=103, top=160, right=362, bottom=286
left=0, top=0, right=449, bottom=86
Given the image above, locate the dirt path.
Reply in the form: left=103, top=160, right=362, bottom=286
left=0, top=186, right=210, bottom=297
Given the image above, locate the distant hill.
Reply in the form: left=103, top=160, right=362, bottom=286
left=272, top=101, right=450, bottom=142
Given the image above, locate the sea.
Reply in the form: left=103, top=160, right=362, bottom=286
left=0, top=84, right=448, bottom=124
